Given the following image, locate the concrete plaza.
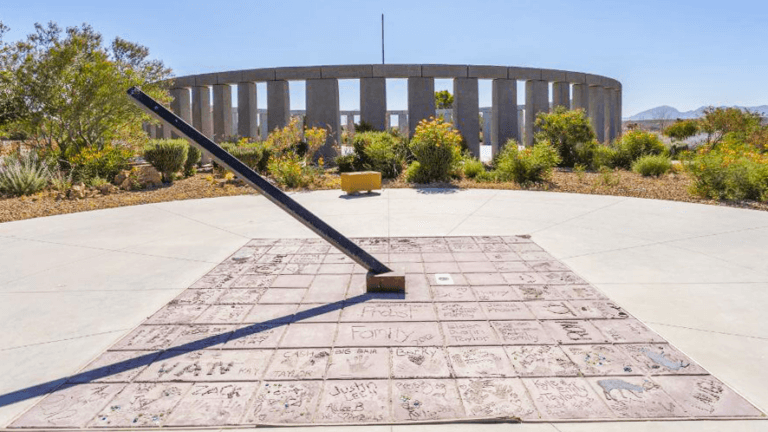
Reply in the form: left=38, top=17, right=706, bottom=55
left=1, top=189, right=767, bottom=430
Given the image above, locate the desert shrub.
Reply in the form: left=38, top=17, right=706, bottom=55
left=462, top=157, right=485, bottom=179
left=664, top=119, right=699, bottom=141
left=407, top=117, right=463, bottom=183
left=632, top=154, right=672, bottom=177
left=0, top=152, right=51, bottom=196
left=87, top=176, right=109, bottom=188
left=598, top=166, right=620, bottom=186
left=339, top=132, right=406, bottom=179
left=335, top=154, right=356, bottom=173
left=591, top=144, right=619, bottom=169
left=534, top=107, right=596, bottom=167
left=354, top=120, right=378, bottom=133
left=686, top=140, right=768, bottom=201
left=612, top=130, right=667, bottom=169
left=66, top=144, right=132, bottom=182
left=474, top=169, right=499, bottom=183
left=49, top=169, right=73, bottom=192
left=184, top=145, right=202, bottom=177
left=221, top=140, right=271, bottom=173
left=405, top=161, right=426, bottom=183
left=494, top=139, right=561, bottom=185
left=268, top=153, right=310, bottom=188
left=143, top=139, right=188, bottom=183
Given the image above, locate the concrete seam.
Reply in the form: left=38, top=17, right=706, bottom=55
left=445, top=191, right=501, bottom=236
left=528, top=197, right=630, bottom=235
left=0, top=328, right=130, bottom=352
left=648, top=321, right=768, bottom=341
left=149, top=203, right=252, bottom=239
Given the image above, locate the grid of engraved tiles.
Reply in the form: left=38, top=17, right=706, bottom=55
left=10, top=236, right=764, bottom=428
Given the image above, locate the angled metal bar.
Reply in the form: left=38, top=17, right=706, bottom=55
left=127, top=86, right=391, bottom=275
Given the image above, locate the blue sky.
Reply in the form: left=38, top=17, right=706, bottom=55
left=2, top=0, right=767, bottom=116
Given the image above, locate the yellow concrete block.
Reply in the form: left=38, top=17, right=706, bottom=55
left=341, top=171, right=382, bottom=194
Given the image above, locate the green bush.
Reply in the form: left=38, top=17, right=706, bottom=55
left=335, top=153, right=357, bottom=173
left=66, top=144, right=132, bottom=182
left=408, top=118, right=463, bottom=183
left=0, top=152, right=51, bottom=196
left=268, top=153, right=310, bottom=188
left=143, top=139, right=188, bottom=183
left=462, top=157, right=485, bottom=179
left=405, top=161, right=428, bottom=183
left=534, top=107, right=596, bottom=167
left=222, top=141, right=271, bottom=173
left=632, top=154, right=672, bottom=177
left=664, top=119, right=699, bottom=141
left=184, top=145, right=202, bottom=177
left=686, top=141, right=768, bottom=201
left=613, top=130, right=667, bottom=169
left=591, top=144, right=619, bottom=169
left=494, top=140, right=561, bottom=185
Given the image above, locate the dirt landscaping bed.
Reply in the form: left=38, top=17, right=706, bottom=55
left=1, top=169, right=766, bottom=223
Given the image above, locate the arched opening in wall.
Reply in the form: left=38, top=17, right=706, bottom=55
left=288, top=80, right=306, bottom=134
left=517, top=81, right=525, bottom=145
left=338, top=79, right=359, bottom=143
left=256, top=82, right=267, bottom=139
left=434, top=79, right=453, bottom=123
left=386, top=78, right=406, bottom=134
left=478, top=79, right=492, bottom=162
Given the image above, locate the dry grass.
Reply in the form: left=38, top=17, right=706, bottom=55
left=0, top=169, right=765, bottom=223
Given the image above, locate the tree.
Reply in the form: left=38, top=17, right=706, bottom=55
left=663, top=119, right=699, bottom=141
left=434, top=90, right=453, bottom=109
left=0, top=22, right=172, bottom=158
left=534, top=106, right=596, bottom=167
left=699, top=106, right=762, bottom=148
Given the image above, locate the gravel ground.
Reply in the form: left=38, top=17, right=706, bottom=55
left=1, top=169, right=765, bottom=223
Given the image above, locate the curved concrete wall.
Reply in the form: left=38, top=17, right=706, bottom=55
left=156, top=64, right=622, bottom=158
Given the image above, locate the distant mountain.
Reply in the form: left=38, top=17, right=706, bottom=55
left=626, top=105, right=768, bottom=121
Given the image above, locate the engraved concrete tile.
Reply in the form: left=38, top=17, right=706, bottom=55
left=424, top=261, right=460, bottom=273
left=563, top=344, right=640, bottom=376
left=327, top=347, right=390, bottom=379
left=317, top=380, right=390, bottom=423
left=453, top=252, right=488, bottom=262
left=587, top=376, right=686, bottom=418
left=474, top=235, right=505, bottom=244
left=594, top=318, right=666, bottom=343
left=539, top=271, right=588, bottom=285
left=542, top=320, right=609, bottom=344
left=137, top=350, right=272, bottom=382
left=243, top=304, right=298, bottom=323
left=303, top=274, right=350, bottom=303
left=216, top=288, right=266, bottom=304
left=518, top=251, right=556, bottom=261
left=145, top=304, right=207, bottom=324
left=393, top=379, right=464, bottom=421
left=195, top=304, right=253, bottom=324
left=264, top=349, right=331, bottom=380
left=89, top=383, right=191, bottom=427
left=652, top=375, right=764, bottom=417
left=448, top=242, right=482, bottom=252
left=421, top=252, right=454, bottom=263
left=110, top=325, right=184, bottom=351
left=208, top=263, right=248, bottom=277
left=258, top=288, right=307, bottom=304
left=508, top=242, right=544, bottom=253
left=557, top=284, right=607, bottom=300
left=69, top=351, right=160, bottom=383
left=317, top=263, right=354, bottom=274
left=392, top=347, right=451, bottom=378
left=523, top=377, right=613, bottom=420
left=297, top=243, right=331, bottom=254
left=491, top=321, right=555, bottom=345
left=280, top=323, right=337, bottom=348
left=458, top=378, right=540, bottom=420
left=419, top=243, right=450, bottom=253
left=165, top=383, right=258, bottom=426
left=457, top=261, right=497, bottom=273
left=246, top=263, right=284, bottom=275
left=289, top=254, right=325, bottom=264
left=244, top=381, right=322, bottom=424
left=511, top=284, right=563, bottom=300
left=257, top=254, right=294, bottom=266
left=443, top=321, right=500, bottom=345
left=465, top=272, right=507, bottom=286
left=389, top=252, right=420, bottom=263
left=480, top=242, right=513, bottom=253
left=485, top=252, right=523, bottom=262
left=570, top=300, right=629, bottom=319
left=169, top=324, right=233, bottom=350
left=324, top=253, right=355, bottom=264
left=402, top=274, right=432, bottom=301
left=473, top=285, right=522, bottom=301
left=502, top=272, right=547, bottom=285
left=190, top=274, right=237, bottom=289
left=492, top=260, right=533, bottom=272
left=336, top=322, right=442, bottom=347
left=232, top=273, right=277, bottom=288
left=480, top=301, right=533, bottom=320
left=527, top=260, right=570, bottom=272
left=295, top=303, right=342, bottom=322
left=246, top=239, right=278, bottom=246
left=436, top=302, right=485, bottom=320
left=224, top=324, right=286, bottom=349
left=526, top=300, right=579, bottom=319
left=267, top=245, right=302, bottom=255
left=432, top=285, right=475, bottom=301
left=619, top=344, right=707, bottom=375
left=11, top=383, right=126, bottom=428
left=280, top=263, right=320, bottom=275
left=341, top=302, right=436, bottom=322
left=270, top=274, right=314, bottom=288
left=170, top=288, right=225, bottom=305
left=505, top=345, right=579, bottom=377
left=448, top=347, right=516, bottom=377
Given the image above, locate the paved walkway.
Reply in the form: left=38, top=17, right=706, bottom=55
left=1, top=189, right=767, bottom=431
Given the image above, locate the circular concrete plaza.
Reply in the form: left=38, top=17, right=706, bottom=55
left=0, top=189, right=767, bottom=431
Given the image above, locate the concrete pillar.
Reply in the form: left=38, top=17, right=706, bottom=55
left=148, top=124, right=158, bottom=139
left=212, top=84, right=232, bottom=142
left=170, top=88, right=191, bottom=139
left=238, top=82, right=258, bottom=139
left=572, top=83, right=588, bottom=112
left=604, top=88, right=615, bottom=143
left=259, top=112, right=268, bottom=140
left=400, top=113, right=409, bottom=136
left=552, top=82, right=570, bottom=111
left=267, top=80, right=290, bottom=133
left=482, top=112, right=491, bottom=146
left=524, top=80, right=549, bottom=146
left=588, top=85, right=606, bottom=143
left=306, top=78, right=340, bottom=161
left=492, top=78, right=519, bottom=151
left=360, top=77, right=387, bottom=131
left=192, top=86, right=213, bottom=164
left=407, top=77, right=435, bottom=137
left=453, top=77, right=480, bottom=156
left=616, top=88, right=623, bottom=138
left=345, top=114, right=355, bottom=134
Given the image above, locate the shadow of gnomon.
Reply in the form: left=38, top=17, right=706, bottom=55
left=0, top=291, right=404, bottom=409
